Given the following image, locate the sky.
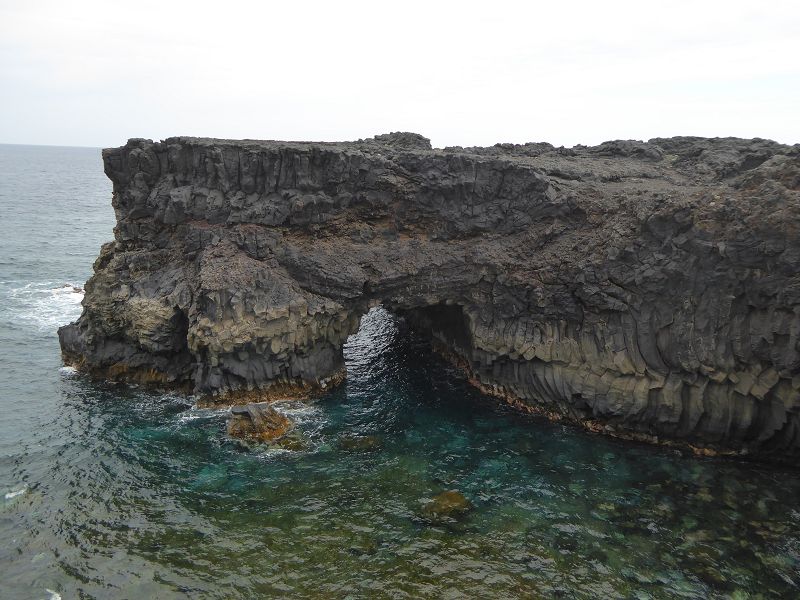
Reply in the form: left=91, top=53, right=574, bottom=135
left=1, top=0, right=798, bottom=149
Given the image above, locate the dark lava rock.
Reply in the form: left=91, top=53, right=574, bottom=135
left=226, top=402, right=292, bottom=443
left=58, top=133, right=800, bottom=461
left=371, top=131, right=432, bottom=150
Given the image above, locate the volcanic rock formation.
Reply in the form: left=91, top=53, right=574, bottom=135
left=59, top=132, right=800, bottom=460
left=226, top=402, right=292, bottom=443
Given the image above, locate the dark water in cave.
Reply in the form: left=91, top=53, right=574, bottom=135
left=1, top=143, right=799, bottom=599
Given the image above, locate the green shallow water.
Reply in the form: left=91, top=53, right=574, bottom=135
left=1, top=144, right=800, bottom=599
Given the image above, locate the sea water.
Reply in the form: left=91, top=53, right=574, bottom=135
left=1, top=144, right=799, bottom=599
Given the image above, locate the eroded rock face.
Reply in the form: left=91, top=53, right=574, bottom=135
left=58, top=132, right=800, bottom=460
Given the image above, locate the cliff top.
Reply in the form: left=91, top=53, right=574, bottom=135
left=116, top=132, right=799, bottom=184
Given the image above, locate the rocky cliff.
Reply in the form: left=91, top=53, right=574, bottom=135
left=59, top=132, right=800, bottom=460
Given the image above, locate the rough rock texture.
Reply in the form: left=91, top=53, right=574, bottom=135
left=226, top=402, right=292, bottom=442
left=59, top=132, right=800, bottom=460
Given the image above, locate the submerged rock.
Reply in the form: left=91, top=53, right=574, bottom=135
left=271, top=431, right=310, bottom=452
left=58, top=133, right=800, bottom=461
left=226, top=402, right=292, bottom=443
left=421, top=490, right=473, bottom=522
left=337, top=435, right=382, bottom=452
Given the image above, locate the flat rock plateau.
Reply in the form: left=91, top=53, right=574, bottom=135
left=59, top=132, right=800, bottom=461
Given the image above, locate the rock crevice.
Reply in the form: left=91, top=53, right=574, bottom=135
left=59, top=132, right=800, bottom=460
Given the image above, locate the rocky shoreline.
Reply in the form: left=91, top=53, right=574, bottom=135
left=59, top=132, right=800, bottom=461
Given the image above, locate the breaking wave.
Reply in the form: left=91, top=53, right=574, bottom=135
left=2, top=281, right=84, bottom=332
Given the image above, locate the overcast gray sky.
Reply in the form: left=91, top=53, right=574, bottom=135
left=1, top=0, right=798, bottom=148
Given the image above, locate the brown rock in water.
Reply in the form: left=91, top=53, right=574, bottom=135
left=272, top=431, right=310, bottom=451
left=421, top=490, right=473, bottom=521
left=226, top=402, right=292, bottom=442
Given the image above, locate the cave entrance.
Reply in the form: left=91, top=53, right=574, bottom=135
left=394, top=303, right=474, bottom=361
left=341, top=302, right=475, bottom=389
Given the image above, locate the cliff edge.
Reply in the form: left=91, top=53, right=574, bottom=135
left=59, top=132, right=800, bottom=460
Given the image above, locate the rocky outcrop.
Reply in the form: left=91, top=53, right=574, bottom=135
left=59, top=132, right=800, bottom=461
left=226, top=402, right=292, bottom=443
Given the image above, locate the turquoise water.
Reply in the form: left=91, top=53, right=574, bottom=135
left=1, top=144, right=800, bottom=599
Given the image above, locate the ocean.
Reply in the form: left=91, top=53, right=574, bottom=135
left=1, top=143, right=799, bottom=599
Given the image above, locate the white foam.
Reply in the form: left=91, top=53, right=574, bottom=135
left=177, top=408, right=228, bottom=423
left=4, top=487, right=27, bottom=500
left=278, top=404, right=320, bottom=417
left=271, top=399, right=322, bottom=417
left=58, top=366, right=78, bottom=376
left=5, top=281, right=85, bottom=331
left=45, top=589, right=62, bottom=600
left=256, top=447, right=294, bottom=460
